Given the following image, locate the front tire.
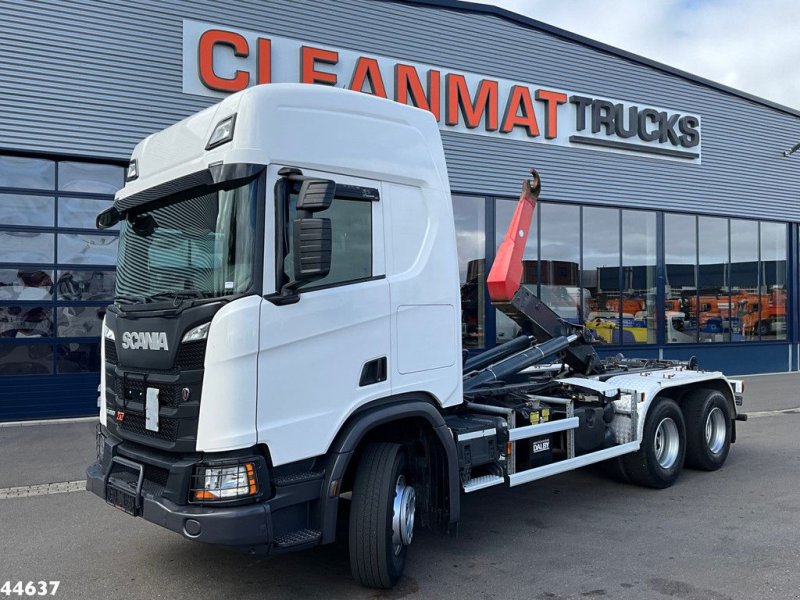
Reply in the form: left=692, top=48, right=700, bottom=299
left=623, top=398, right=686, bottom=489
left=683, top=388, right=732, bottom=471
left=349, top=443, right=415, bottom=588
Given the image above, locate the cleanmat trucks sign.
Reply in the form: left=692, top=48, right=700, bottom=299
left=182, top=19, right=701, bottom=161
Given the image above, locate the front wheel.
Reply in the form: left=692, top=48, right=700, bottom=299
left=349, top=443, right=415, bottom=588
left=683, top=388, right=732, bottom=471
left=623, top=398, right=686, bottom=489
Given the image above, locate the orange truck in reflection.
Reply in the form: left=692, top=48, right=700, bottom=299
left=739, top=290, right=787, bottom=337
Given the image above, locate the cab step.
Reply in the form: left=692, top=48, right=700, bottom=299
left=463, top=474, right=504, bottom=493
left=273, top=528, right=322, bottom=549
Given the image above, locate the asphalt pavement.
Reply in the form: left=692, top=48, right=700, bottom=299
left=1, top=374, right=799, bottom=599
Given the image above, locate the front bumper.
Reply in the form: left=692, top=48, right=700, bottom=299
left=86, top=461, right=272, bottom=551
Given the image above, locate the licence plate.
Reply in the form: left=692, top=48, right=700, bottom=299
left=106, top=485, right=139, bottom=516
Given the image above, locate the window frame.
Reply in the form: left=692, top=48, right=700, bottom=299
left=274, top=176, right=381, bottom=296
left=0, top=153, right=124, bottom=377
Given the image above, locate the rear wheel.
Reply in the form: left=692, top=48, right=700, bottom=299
left=349, top=442, right=415, bottom=588
left=683, top=389, right=732, bottom=471
left=623, top=398, right=686, bottom=489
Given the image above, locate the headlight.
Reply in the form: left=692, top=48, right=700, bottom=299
left=103, top=321, right=115, bottom=341
left=191, top=460, right=259, bottom=503
left=182, top=322, right=210, bottom=343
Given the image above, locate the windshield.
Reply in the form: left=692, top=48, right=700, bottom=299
left=114, top=178, right=259, bottom=304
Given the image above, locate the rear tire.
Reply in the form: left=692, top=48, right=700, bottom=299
left=623, top=398, right=686, bottom=489
left=683, top=389, right=732, bottom=471
left=349, top=443, right=414, bottom=589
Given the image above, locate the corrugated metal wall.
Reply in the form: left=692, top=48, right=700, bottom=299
left=1, top=0, right=799, bottom=220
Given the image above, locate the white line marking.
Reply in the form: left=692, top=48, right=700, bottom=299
left=0, top=481, right=86, bottom=500
left=746, top=407, right=800, bottom=419
left=0, top=416, right=97, bottom=428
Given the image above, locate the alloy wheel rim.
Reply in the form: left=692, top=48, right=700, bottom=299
left=705, top=407, right=727, bottom=455
left=391, top=474, right=416, bottom=555
left=654, top=417, right=680, bottom=469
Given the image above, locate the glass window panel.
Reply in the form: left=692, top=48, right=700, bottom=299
left=57, top=234, right=118, bottom=265
left=0, top=343, right=53, bottom=375
left=665, top=214, right=697, bottom=343
left=759, top=221, right=787, bottom=341
left=0, top=231, right=55, bottom=263
left=698, top=217, right=730, bottom=343
left=583, top=207, right=621, bottom=344
left=57, top=342, right=100, bottom=373
left=0, top=306, right=53, bottom=338
left=0, top=156, right=55, bottom=190
left=453, top=195, right=486, bottom=349
left=286, top=197, right=372, bottom=290
left=56, top=270, right=116, bottom=301
left=622, top=210, right=657, bottom=344
left=58, top=162, right=123, bottom=195
left=494, top=199, right=538, bottom=344
left=58, top=196, right=115, bottom=229
left=0, top=269, right=54, bottom=301
left=540, top=203, right=580, bottom=324
left=57, top=306, right=103, bottom=337
left=730, top=220, right=759, bottom=341
left=0, top=194, right=54, bottom=227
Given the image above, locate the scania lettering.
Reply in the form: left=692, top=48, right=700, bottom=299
left=87, top=84, right=745, bottom=589
left=120, top=331, right=169, bottom=351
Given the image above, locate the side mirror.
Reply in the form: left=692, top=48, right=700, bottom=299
left=292, top=217, right=332, bottom=283
left=96, top=206, right=122, bottom=230
left=296, top=179, right=335, bottom=212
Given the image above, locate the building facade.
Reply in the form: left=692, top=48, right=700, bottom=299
left=2, top=0, right=799, bottom=420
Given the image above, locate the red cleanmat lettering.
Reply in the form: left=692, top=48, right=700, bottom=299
left=501, top=85, right=539, bottom=137
left=395, top=64, right=441, bottom=121
left=198, top=29, right=250, bottom=92
left=535, top=89, right=568, bottom=138
left=446, top=74, right=498, bottom=131
left=349, top=57, right=388, bottom=98
left=301, top=46, right=339, bottom=85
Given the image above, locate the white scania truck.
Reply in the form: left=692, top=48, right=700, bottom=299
left=87, top=84, right=746, bottom=589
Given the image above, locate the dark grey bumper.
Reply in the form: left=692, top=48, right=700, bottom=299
left=86, top=462, right=272, bottom=550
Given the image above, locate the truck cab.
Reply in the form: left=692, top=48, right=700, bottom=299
left=87, top=83, right=744, bottom=589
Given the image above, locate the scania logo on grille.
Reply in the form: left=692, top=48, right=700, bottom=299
left=121, top=331, right=169, bottom=351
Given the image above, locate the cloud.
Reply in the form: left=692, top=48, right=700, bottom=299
left=462, top=0, right=800, bottom=110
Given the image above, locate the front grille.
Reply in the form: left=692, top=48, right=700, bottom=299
left=176, top=340, right=207, bottom=369
left=112, top=375, right=179, bottom=408
left=119, top=412, right=178, bottom=442
left=105, top=339, right=118, bottom=365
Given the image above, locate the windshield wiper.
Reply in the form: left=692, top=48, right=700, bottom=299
left=144, top=290, right=218, bottom=306
left=115, top=293, right=149, bottom=305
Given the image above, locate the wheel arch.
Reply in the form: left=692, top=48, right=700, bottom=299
left=319, top=393, right=460, bottom=544
left=648, top=378, right=737, bottom=442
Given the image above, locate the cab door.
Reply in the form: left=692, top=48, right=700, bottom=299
left=257, top=167, right=390, bottom=466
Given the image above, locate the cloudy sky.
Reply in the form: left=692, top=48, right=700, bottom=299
left=463, top=0, right=800, bottom=110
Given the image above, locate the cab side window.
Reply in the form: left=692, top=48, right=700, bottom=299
left=285, top=185, right=374, bottom=290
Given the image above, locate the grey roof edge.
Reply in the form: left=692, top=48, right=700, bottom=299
left=382, top=0, right=800, bottom=119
